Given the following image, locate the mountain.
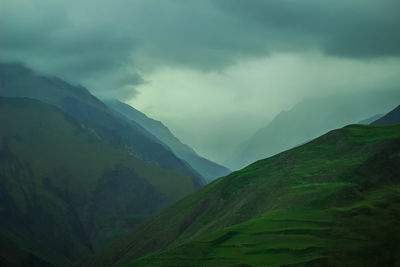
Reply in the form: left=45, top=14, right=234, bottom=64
left=0, top=62, right=205, bottom=186
left=371, top=105, right=400, bottom=125
left=225, top=95, right=399, bottom=170
left=0, top=97, right=200, bottom=265
left=87, top=123, right=400, bottom=266
left=105, top=100, right=230, bottom=182
left=357, top=114, right=383, bottom=124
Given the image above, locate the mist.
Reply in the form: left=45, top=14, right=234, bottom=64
left=1, top=0, right=399, bottom=163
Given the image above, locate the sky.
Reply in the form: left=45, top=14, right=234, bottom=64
left=1, top=0, right=400, bottom=163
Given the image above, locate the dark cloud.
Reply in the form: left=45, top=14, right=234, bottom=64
left=0, top=0, right=139, bottom=96
left=214, top=0, right=400, bottom=59
left=1, top=0, right=399, bottom=96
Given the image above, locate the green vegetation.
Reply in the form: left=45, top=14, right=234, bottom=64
left=0, top=98, right=198, bottom=265
left=89, top=124, right=400, bottom=266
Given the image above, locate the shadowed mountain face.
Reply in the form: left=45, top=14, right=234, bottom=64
left=105, top=100, right=230, bottom=183
left=371, top=105, right=400, bottom=125
left=0, top=97, right=200, bottom=265
left=0, top=62, right=205, bottom=186
left=224, top=95, right=398, bottom=170
left=88, top=124, right=400, bottom=266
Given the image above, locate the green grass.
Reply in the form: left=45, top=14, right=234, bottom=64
left=88, top=124, right=400, bottom=266
left=130, top=184, right=400, bottom=266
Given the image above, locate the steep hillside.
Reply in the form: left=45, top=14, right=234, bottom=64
left=225, top=95, right=399, bottom=170
left=89, top=124, right=400, bottom=266
left=106, top=100, right=230, bottom=182
left=0, top=63, right=205, bottom=186
left=0, top=98, right=199, bottom=265
left=372, top=105, right=400, bottom=125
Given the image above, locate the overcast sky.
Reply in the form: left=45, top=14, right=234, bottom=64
left=1, top=0, right=400, bottom=163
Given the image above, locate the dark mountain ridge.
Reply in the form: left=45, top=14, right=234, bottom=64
left=0, top=62, right=205, bottom=186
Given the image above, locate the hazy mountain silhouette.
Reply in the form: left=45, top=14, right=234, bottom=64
left=225, top=95, right=398, bottom=170
left=371, top=105, right=400, bottom=125
left=358, top=114, right=383, bottom=124
left=106, top=100, right=230, bottom=182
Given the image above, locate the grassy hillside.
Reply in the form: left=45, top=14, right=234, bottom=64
left=106, top=100, right=230, bottom=182
left=0, top=97, right=199, bottom=265
left=88, top=124, right=400, bottom=266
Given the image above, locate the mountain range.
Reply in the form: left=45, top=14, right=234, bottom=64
left=1, top=62, right=399, bottom=266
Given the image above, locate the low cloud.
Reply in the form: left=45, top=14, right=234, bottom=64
left=129, top=53, right=400, bottom=162
left=1, top=0, right=399, bottom=161
left=1, top=0, right=399, bottom=95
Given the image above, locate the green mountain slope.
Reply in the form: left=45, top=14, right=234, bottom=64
left=89, top=124, right=400, bottom=266
left=0, top=97, right=199, bottom=265
left=105, top=100, right=230, bottom=182
left=224, top=95, right=400, bottom=170
left=0, top=62, right=205, bottom=186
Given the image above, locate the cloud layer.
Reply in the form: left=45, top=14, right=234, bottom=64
left=1, top=0, right=400, bottom=161
left=129, top=53, right=400, bottom=162
left=2, top=0, right=399, bottom=88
